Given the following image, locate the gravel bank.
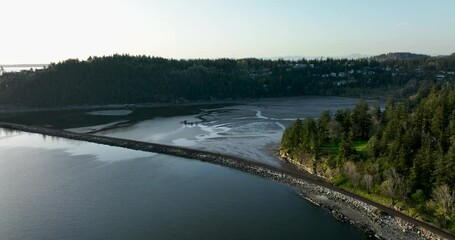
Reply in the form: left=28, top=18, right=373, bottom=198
left=0, top=122, right=452, bottom=240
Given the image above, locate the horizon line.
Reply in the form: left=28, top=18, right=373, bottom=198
left=1, top=51, right=453, bottom=66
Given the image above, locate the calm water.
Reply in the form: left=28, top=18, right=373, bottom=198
left=0, top=129, right=367, bottom=239
left=1, top=66, right=46, bottom=72
left=0, top=97, right=372, bottom=168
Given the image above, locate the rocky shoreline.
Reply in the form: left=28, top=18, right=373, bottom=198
left=277, top=150, right=449, bottom=240
left=0, top=122, right=452, bottom=240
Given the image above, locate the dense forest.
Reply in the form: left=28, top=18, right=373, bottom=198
left=280, top=84, right=455, bottom=232
left=0, top=53, right=454, bottom=108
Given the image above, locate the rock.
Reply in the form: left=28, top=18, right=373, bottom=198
left=0, top=122, right=450, bottom=240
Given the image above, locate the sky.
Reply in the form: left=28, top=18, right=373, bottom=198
left=1, top=0, right=454, bottom=64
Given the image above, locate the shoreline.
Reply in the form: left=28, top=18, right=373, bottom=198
left=0, top=95, right=382, bottom=113
left=0, top=122, right=452, bottom=240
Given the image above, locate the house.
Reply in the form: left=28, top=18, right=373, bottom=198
left=293, top=64, right=307, bottom=69
left=335, top=80, right=348, bottom=86
left=436, top=74, right=445, bottom=80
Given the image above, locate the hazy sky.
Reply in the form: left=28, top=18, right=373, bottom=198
left=1, top=0, right=454, bottom=63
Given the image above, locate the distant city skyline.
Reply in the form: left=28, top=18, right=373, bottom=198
left=1, top=0, right=454, bottom=64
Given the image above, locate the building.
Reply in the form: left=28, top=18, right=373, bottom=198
left=293, top=64, right=307, bottom=69
left=436, top=74, right=446, bottom=80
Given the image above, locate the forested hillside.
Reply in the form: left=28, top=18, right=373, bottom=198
left=280, top=84, right=455, bottom=232
left=1, top=53, right=454, bottom=108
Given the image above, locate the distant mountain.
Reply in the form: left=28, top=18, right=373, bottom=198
left=371, top=52, right=430, bottom=61
left=343, top=53, right=370, bottom=59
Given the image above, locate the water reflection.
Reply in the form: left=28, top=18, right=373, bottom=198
left=0, top=128, right=156, bottom=162
left=0, top=130, right=366, bottom=240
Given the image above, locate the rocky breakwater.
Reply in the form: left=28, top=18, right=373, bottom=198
left=0, top=122, right=452, bottom=240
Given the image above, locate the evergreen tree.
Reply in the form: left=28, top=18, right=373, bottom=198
left=301, top=118, right=319, bottom=156
left=317, top=110, right=331, bottom=144
left=351, top=100, right=371, bottom=140
left=281, top=118, right=303, bottom=153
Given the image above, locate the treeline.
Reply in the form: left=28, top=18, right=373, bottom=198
left=0, top=53, right=455, bottom=107
left=280, top=84, right=455, bottom=232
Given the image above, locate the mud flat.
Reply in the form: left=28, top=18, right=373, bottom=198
left=0, top=122, right=453, bottom=240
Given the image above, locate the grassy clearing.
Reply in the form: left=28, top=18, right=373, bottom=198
left=322, top=140, right=368, bottom=154
left=352, top=140, right=368, bottom=152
